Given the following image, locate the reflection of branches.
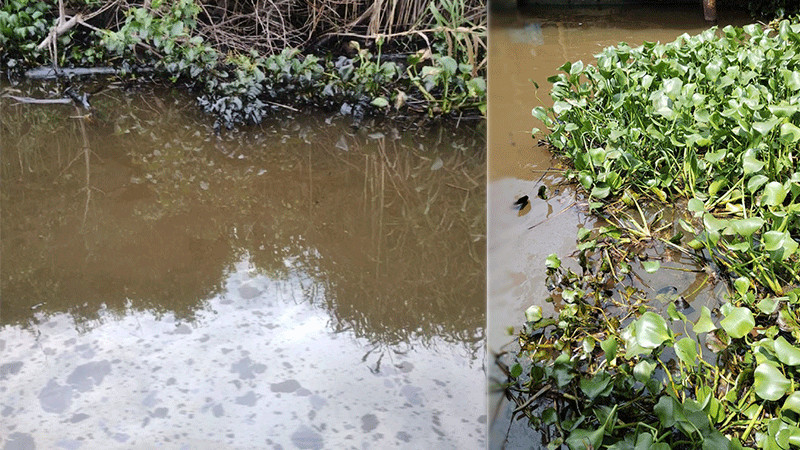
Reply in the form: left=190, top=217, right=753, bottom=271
left=299, top=131, right=486, bottom=348
left=72, top=106, right=93, bottom=229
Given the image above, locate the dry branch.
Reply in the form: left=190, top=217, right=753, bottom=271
left=37, top=13, right=83, bottom=51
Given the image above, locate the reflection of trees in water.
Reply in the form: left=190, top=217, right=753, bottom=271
left=246, top=135, right=486, bottom=347
left=1, top=84, right=485, bottom=346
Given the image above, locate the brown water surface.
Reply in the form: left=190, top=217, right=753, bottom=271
left=488, top=6, right=751, bottom=447
left=1, top=81, right=486, bottom=448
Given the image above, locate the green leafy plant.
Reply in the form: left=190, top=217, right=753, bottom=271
left=0, top=0, right=52, bottom=66
left=0, top=0, right=486, bottom=127
left=534, top=19, right=800, bottom=296
left=506, top=223, right=800, bottom=448
left=509, top=17, right=800, bottom=449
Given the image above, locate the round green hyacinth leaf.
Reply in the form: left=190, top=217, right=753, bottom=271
left=762, top=181, right=788, bottom=207
left=754, top=363, right=791, bottom=401
left=693, top=306, right=717, bottom=334
left=674, top=337, right=698, bottom=367
left=720, top=306, right=755, bottom=339
left=775, top=336, right=800, bottom=366
left=635, top=312, right=671, bottom=349
left=730, top=218, right=764, bottom=238
left=784, top=391, right=800, bottom=414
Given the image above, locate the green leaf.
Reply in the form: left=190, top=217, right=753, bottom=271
left=757, top=297, right=780, bottom=315
left=601, top=338, right=618, bottom=362
left=663, top=77, right=683, bottom=99
left=783, top=391, right=800, bottom=414
left=734, top=276, right=751, bottom=295
left=784, top=69, right=800, bottom=91
left=763, top=230, right=790, bottom=252
left=642, top=260, right=660, bottom=273
left=566, top=428, right=604, bottom=450
left=532, top=106, right=549, bottom=122
left=762, top=181, right=788, bottom=207
left=688, top=197, right=705, bottom=212
left=580, top=371, right=612, bottom=400
left=701, top=430, right=733, bottom=449
left=667, top=302, right=686, bottom=321
left=730, top=218, right=764, bottom=237
left=589, top=147, right=607, bottom=166
left=590, top=184, right=611, bottom=199
left=438, top=55, right=457, bottom=74
left=720, top=306, right=755, bottom=339
left=569, top=60, right=584, bottom=75
left=706, top=60, right=722, bottom=81
left=577, top=227, right=592, bottom=242
left=510, top=363, right=523, bottom=378
left=780, top=122, right=800, bottom=144
left=753, top=362, right=791, bottom=401
left=743, top=153, right=765, bottom=175
left=769, top=104, right=799, bottom=117
left=545, top=253, right=561, bottom=269
left=525, top=305, right=543, bottom=322
left=753, top=118, right=781, bottom=135
left=675, top=337, right=699, bottom=367
left=703, top=213, right=728, bottom=232
left=654, top=395, right=682, bottom=428
left=748, top=175, right=769, bottom=193
left=704, top=149, right=726, bottom=163
left=774, top=336, right=800, bottom=366
left=578, top=172, right=593, bottom=189
left=553, top=101, right=572, bottom=115
left=635, top=312, right=671, bottom=349
left=694, top=306, right=717, bottom=334
left=542, top=408, right=557, bottom=425
left=370, top=96, right=389, bottom=107
left=634, top=359, right=656, bottom=382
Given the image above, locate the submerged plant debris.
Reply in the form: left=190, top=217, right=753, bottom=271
left=505, top=17, right=800, bottom=449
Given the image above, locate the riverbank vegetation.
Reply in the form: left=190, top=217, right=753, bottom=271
left=0, top=0, right=485, bottom=128
left=505, top=17, right=800, bottom=449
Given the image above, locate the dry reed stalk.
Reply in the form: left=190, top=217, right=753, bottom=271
left=73, top=0, right=484, bottom=56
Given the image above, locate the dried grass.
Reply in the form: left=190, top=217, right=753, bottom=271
left=71, top=0, right=485, bottom=55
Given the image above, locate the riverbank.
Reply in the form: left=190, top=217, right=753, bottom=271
left=1, top=0, right=486, bottom=130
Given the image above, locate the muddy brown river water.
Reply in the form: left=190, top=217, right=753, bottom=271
left=0, top=82, right=486, bottom=448
left=488, top=5, right=752, bottom=448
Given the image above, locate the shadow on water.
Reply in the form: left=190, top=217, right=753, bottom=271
left=1, top=81, right=485, bottom=347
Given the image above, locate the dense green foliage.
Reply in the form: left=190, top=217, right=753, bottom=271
left=508, top=18, right=800, bottom=449
left=747, top=0, right=800, bottom=20
left=534, top=19, right=800, bottom=295
left=0, top=0, right=51, bottom=64
left=0, top=0, right=486, bottom=127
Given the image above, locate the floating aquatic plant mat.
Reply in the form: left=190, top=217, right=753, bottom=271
left=505, top=18, right=800, bottom=449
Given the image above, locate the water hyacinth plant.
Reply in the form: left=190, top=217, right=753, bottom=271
left=505, top=17, right=800, bottom=449
left=533, top=19, right=800, bottom=295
